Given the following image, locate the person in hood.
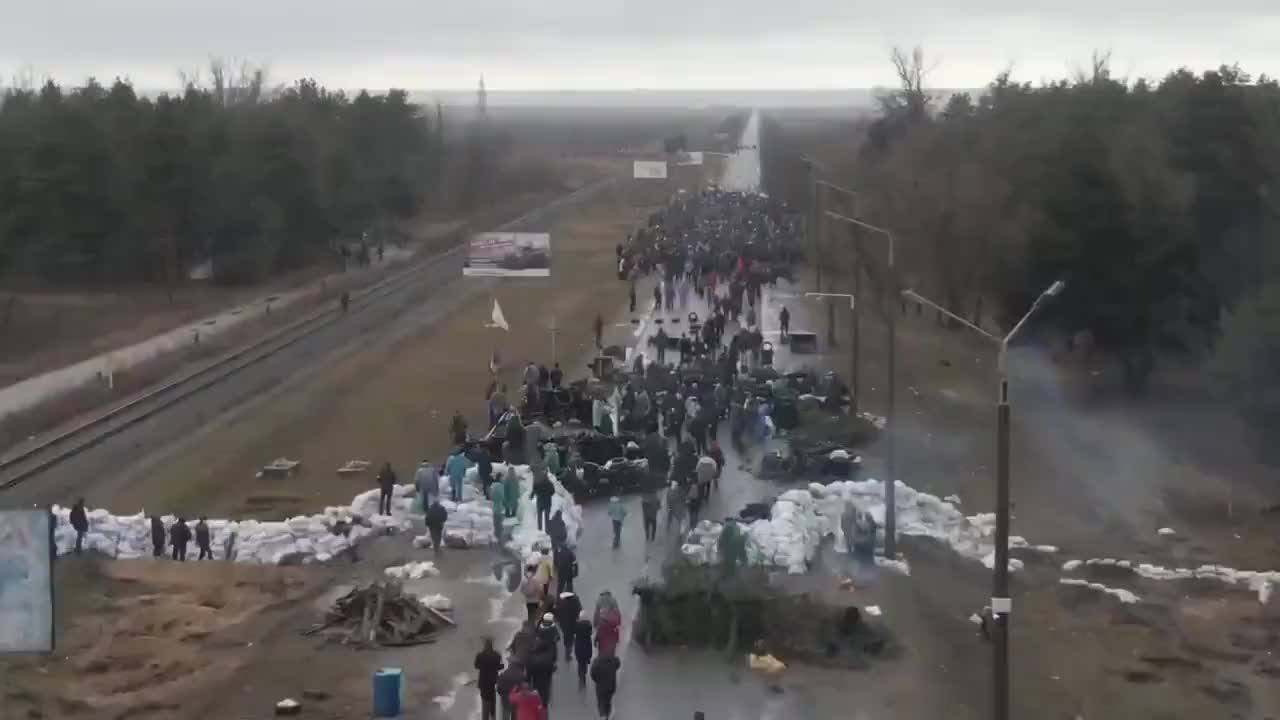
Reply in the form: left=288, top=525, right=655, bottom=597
left=69, top=498, right=88, bottom=555
left=526, top=627, right=558, bottom=707
left=521, top=566, right=544, bottom=626
left=474, top=637, right=504, bottom=720
left=425, top=499, right=448, bottom=555
left=573, top=616, right=594, bottom=688
left=415, top=459, right=439, bottom=510
left=195, top=517, right=213, bottom=560
left=535, top=612, right=561, bottom=657
left=545, top=510, right=568, bottom=552
left=502, top=469, right=520, bottom=518
left=590, top=654, right=622, bottom=719
left=553, top=543, right=578, bottom=593
left=150, top=516, right=165, bottom=558
left=446, top=449, right=470, bottom=503
left=696, top=455, right=717, bottom=491
left=593, top=591, right=622, bottom=658
left=534, top=548, right=554, bottom=595
left=606, top=496, right=627, bottom=549
left=530, top=470, right=555, bottom=530
left=508, top=682, right=547, bottom=720
left=377, top=461, right=398, bottom=515
left=640, top=490, right=661, bottom=542
left=554, top=591, right=582, bottom=661
left=496, top=660, right=525, bottom=720
left=169, top=517, right=191, bottom=561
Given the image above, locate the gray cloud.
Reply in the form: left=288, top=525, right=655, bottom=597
left=0, top=1, right=1274, bottom=90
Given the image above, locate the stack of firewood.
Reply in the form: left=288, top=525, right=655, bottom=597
left=304, top=581, right=454, bottom=647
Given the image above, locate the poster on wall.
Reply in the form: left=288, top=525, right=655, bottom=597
left=632, top=160, right=669, bottom=180
left=463, top=232, right=552, bottom=277
left=0, top=509, right=54, bottom=653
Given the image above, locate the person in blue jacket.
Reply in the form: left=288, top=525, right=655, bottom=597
left=446, top=449, right=471, bottom=503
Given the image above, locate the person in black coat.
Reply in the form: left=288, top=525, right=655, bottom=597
left=170, top=517, right=191, bottom=561
left=425, top=500, right=448, bottom=555
left=530, top=471, right=555, bottom=530
left=195, top=517, right=213, bottom=560
left=495, top=660, right=524, bottom=720
left=474, top=637, right=504, bottom=720
left=553, top=544, right=578, bottom=593
left=150, top=516, right=165, bottom=558
left=545, top=510, right=568, bottom=552
left=377, top=462, right=397, bottom=515
left=525, top=634, right=557, bottom=708
left=554, top=591, right=582, bottom=661
left=69, top=498, right=89, bottom=555
left=573, top=617, right=594, bottom=688
left=590, top=654, right=622, bottom=719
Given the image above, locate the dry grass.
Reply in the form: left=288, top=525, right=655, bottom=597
left=109, top=181, right=667, bottom=518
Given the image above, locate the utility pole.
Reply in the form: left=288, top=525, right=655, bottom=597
left=850, top=227, right=861, bottom=415
left=993, top=377, right=1011, bottom=720
left=809, top=164, right=822, bottom=292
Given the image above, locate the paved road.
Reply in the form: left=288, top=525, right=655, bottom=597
left=0, top=182, right=615, bottom=510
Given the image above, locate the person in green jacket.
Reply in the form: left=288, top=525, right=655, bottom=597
left=543, top=443, right=562, bottom=476
left=606, top=496, right=627, bottom=549
left=489, top=480, right=507, bottom=541
left=717, top=519, right=748, bottom=577
left=502, top=469, right=520, bottom=518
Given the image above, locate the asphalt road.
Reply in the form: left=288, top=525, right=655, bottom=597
left=0, top=181, right=615, bottom=510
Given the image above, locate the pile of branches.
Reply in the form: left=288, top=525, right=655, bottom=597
left=304, top=581, right=455, bottom=647
left=631, top=559, right=895, bottom=668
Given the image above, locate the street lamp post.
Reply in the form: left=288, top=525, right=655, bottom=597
left=824, top=211, right=897, bottom=558
left=902, top=280, right=1064, bottom=720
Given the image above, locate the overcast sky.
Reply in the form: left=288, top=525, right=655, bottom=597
left=1, top=2, right=1275, bottom=92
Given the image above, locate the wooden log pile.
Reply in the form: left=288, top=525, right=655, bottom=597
left=304, top=581, right=455, bottom=647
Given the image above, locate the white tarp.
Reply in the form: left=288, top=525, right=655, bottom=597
left=49, top=462, right=582, bottom=567
left=675, top=151, right=704, bottom=166
left=632, top=160, right=668, bottom=180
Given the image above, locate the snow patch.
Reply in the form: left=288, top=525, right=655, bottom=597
left=385, top=561, right=440, bottom=580
left=1059, top=578, right=1141, bottom=604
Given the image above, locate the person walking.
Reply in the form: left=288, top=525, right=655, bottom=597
left=606, top=496, right=627, bottom=549
left=593, top=591, right=622, bottom=658
left=496, top=661, right=524, bottom=720
left=545, top=509, right=568, bottom=552
left=69, top=498, right=89, bottom=555
left=527, top=625, right=558, bottom=707
left=425, top=499, right=448, bottom=555
left=530, top=470, right=555, bottom=530
left=150, top=516, right=165, bottom=558
left=590, top=654, right=622, bottom=719
left=376, top=461, right=397, bottom=515
left=195, top=517, right=213, bottom=560
left=573, top=616, right=594, bottom=688
left=475, top=638, right=504, bottom=720
left=446, top=449, right=470, bottom=503
left=493, top=468, right=515, bottom=518
left=779, top=305, right=790, bottom=338
left=415, top=459, right=439, bottom=511
left=521, top=565, right=544, bottom=626
left=169, top=517, right=191, bottom=561
left=553, top=542, right=578, bottom=594
left=509, top=682, right=547, bottom=720
left=554, top=591, right=582, bottom=661
left=640, top=490, right=660, bottom=542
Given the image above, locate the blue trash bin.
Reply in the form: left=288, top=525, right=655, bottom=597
left=373, top=667, right=402, bottom=717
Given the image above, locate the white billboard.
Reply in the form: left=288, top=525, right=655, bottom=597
left=0, top=509, right=54, bottom=653
left=675, top=151, right=704, bottom=166
left=463, top=232, right=552, bottom=277
left=632, top=160, right=668, bottom=180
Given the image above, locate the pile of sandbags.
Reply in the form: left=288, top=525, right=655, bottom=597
left=385, top=561, right=440, bottom=580
left=508, top=464, right=582, bottom=558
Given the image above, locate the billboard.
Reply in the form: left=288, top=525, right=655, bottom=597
left=675, top=151, right=704, bottom=167
left=463, top=232, right=552, bottom=277
left=0, top=509, right=54, bottom=653
left=632, top=160, right=668, bottom=180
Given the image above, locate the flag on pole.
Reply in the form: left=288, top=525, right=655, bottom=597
left=490, top=298, right=510, bottom=331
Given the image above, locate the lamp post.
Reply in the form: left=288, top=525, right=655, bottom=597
left=823, top=211, right=897, bottom=558
left=901, top=279, right=1065, bottom=720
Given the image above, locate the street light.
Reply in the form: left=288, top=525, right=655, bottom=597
left=823, top=212, right=899, bottom=558
left=902, top=280, right=1065, bottom=720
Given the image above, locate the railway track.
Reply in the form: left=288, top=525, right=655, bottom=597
left=0, top=179, right=613, bottom=494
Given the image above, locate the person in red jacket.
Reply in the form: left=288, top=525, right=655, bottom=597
left=509, top=682, right=547, bottom=720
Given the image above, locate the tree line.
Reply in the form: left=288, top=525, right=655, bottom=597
left=776, top=51, right=1280, bottom=398
left=0, top=65, right=487, bottom=287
